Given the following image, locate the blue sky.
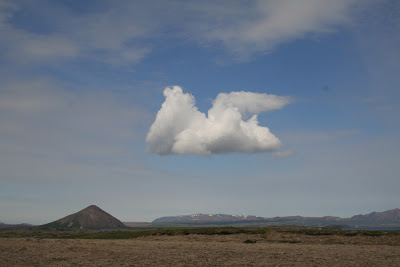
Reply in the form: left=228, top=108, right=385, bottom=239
left=1, top=0, right=399, bottom=224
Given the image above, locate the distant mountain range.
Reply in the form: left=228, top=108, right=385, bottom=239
left=350, top=208, right=400, bottom=221
left=40, top=205, right=127, bottom=229
left=153, top=208, right=400, bottom=227
left=0, top=222, right=33, bottom=229
left=153, top=214, right=266, bottom=223
left=3, top=207, right=400, bottom=229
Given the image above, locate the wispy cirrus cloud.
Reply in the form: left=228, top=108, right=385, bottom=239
left=184, top=0, right=363, bottom=60
left=0, top=76, right=151, bottom=182
left=273, top=149, right=297, bottom=159
left=0, top=0, right=374, bottom=66
left=0, top=0, right=155, bottom=66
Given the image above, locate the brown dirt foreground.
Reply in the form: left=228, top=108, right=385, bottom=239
left=1, top=234, right=400, bottom=266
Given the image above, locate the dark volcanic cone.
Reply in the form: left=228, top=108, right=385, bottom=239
left=42, top=205, right=127, bottom=229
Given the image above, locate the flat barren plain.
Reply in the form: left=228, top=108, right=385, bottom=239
left=1, top=230, right=400, bottom=266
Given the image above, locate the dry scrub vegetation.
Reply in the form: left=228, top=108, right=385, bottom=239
left=1, top=228, right=400, bottom=266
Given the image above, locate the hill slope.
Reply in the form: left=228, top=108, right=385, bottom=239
left=42, top=205, right=127, bottom=229
left=350, top=208, right=400, bottom=222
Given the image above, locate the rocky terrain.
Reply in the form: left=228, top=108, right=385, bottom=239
left=1, top=232, right=400, bottom=266
left=2, top=206, right=399, bottom=266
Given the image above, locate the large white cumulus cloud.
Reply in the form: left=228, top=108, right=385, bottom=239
left=146, top=86, right=290, bottom=156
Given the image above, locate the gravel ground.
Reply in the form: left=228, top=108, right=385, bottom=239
left=1, top=234, right=399, bottom=266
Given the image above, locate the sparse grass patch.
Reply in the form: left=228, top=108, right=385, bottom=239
left=1, top=226, right=399, bottom=240
left=62, top=230, right=154, bottom=239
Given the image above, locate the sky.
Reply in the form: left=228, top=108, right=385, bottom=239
left=0, top=0, right=399, bottom=224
